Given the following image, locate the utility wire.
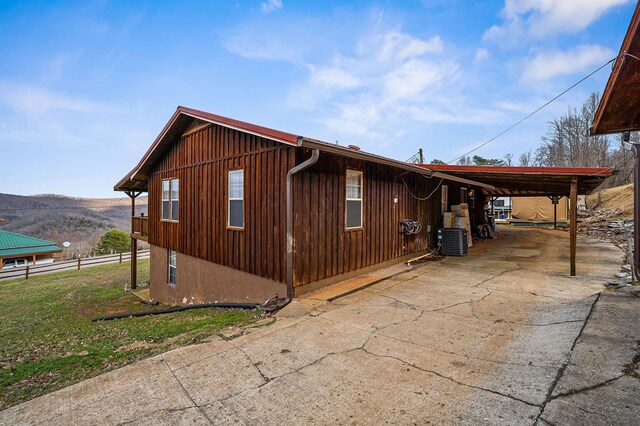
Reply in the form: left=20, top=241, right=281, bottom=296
left=447, top=55, right=619, bottom=165
left=402, top=177, right=443, bottom=200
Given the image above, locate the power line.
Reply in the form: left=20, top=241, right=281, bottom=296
left=447, top=55, right=618, bottom=165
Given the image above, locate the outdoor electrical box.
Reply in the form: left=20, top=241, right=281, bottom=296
left=437, top=228, right=468, bottom=256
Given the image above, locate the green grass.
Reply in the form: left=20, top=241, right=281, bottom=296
left=0, top=259, right=261, bottom=409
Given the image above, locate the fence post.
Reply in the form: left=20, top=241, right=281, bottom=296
left=119, top=252, right=123, bottom=263
left=77, top=258, right=81, bottom=271
left=25, top=265, right=30, bottom=280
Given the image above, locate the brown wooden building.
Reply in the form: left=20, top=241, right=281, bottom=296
left=115, top=107, right=490, bottom=304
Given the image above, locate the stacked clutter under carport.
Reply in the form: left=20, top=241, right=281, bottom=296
left=438, top=203, right=473, bottom=256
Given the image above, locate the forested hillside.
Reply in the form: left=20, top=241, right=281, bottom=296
left=0, top=193, right=148, bottom=257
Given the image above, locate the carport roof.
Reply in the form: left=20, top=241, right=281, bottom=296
left=418, top=165, right=614, bottom=196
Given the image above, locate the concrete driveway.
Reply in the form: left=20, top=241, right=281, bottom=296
left=2, top=227, right=638, bottom=425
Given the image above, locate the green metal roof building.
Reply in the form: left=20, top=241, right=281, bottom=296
left=0, top=230, right=62, bottom=268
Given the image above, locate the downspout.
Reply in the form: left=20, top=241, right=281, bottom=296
left=286, top=142, right=320, bottom=299
left=633, top=143, right=640, bottom=280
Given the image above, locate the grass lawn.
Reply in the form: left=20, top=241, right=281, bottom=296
left=0, top=259, right=262, bottom=410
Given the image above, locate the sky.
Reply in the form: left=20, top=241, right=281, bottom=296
left=0, top=0, right=636, bottom=198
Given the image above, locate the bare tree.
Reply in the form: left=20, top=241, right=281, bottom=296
left=457, top=156, right=472, bottom=165
left=536, top=93, right=612, bottom=168
left=518, top=150, right=532, bottom=166
left=504, top=153, right=514, bottom=166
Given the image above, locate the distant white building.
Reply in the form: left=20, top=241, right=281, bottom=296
left=490, top=197, right=512, bottom=219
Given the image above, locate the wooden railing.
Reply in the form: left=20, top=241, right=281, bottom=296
left=0, top=250, right=150, bottom=281
left=132, top=214, right=149, bottom=238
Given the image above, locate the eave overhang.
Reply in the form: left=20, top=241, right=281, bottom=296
left=591, top=3, right=640, bottom=135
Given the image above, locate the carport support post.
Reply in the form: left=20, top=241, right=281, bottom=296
left=632, top=143, right=640, bottom=281
left=126, top=190, right=140, bottom=290
left=570, top=178, right=578, bottom=276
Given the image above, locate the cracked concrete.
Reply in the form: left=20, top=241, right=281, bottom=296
left=1, top=227, right=639, bottom=425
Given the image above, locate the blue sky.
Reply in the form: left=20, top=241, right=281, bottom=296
left=0, top=0, right=635, bottom=198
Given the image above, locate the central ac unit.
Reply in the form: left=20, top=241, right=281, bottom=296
left=437, top=228, right=468, bottom=256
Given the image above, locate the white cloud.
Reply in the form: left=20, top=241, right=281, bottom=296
left=224, top=17, right=505, bottom=151
left=261, top=0, right=282, bottom=14
left=308, top=65, right=362, bottom=90
left=484, top=0, right=630, bottom=42
left=286, top=30, right=505, bottom=146
left=522, top=44, right=615, bottom=81
left=292, top=30, right=459, bottom=143
left=474, top=48, right=489, bottom=63
left=0, top=83, right=123, bottom=146
left=382, top=59, right=451, bottom=101
left=377, top=32, right=443, bottom=62
left=0, top=84, right=106, bottom=115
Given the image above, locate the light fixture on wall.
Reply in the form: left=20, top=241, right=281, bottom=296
left=393, top=195, right=398, bottom=204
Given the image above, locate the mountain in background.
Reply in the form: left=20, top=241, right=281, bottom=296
left=0, top=193, right=148, bottom=257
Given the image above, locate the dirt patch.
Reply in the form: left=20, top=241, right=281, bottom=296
left=115, top=341, right=155, bottom=353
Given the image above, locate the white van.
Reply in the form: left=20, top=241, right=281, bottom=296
left=1, top=258, right=55, bottom=269
left=2, top=258, right=29, bottom=268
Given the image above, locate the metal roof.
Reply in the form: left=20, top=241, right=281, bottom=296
left=0, top=230, right=62, bottom=258
left=591, top=3, right=640, bottom=135
left=420, top=165, right=614, bottom=196
left=114, top=106, right=299, bottom=192
left=114, top=107, right=496, bottom=192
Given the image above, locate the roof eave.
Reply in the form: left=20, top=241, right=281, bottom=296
left=299, top=138, right=495, bottom=190
left=592, top=3, right=640, bottom=135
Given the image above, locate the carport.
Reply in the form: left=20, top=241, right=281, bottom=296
left=421, top=165, right=614, bottom=276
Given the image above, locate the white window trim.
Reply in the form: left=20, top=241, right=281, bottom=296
left=168, top=250, right=177, bottom=286
left=227, top=169, right=245, bottom=230
left=345, top=169, right=363, bottom=229
left=441, top=184, right=448, bottom=213
left=161, top=178, right=179, bottom=222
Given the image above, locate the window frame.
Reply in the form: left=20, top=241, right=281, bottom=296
left=168, top=249, right=177, bottom=286
left=441, top=184, right=448, bottom=213
left=227, top=169, right=245, bottom=230
left=161, top=178, right=179, bottom=222
left=345, top=169, right=364, bottom=230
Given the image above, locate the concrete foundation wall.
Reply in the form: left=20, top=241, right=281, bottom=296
left=149, top=245, right=287, bottom=305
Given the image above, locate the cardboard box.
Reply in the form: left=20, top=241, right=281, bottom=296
left=443, top=212, right=456, bottom=228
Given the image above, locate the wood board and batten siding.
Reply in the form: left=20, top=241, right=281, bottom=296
left=147, top=123, right=295, bottom=285
left=145, top=120, right=454, bottom=296
left=291, top=151, right=442, bottom=289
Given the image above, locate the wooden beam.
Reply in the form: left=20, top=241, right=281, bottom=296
left=131, top=237, right=138, bottom=290
left=570, top=178, right=578, bottom=276
left=125, top=190, right=142, bottom=290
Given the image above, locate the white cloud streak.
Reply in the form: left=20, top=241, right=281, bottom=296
left=288, top=30, right=468, bottom=144
left=261, top=0, right=282, bottom=14
left=0, top=83, right=123, bottom=146
left=0, top=84, right=107, bottom=115
left=224, top=20, right=510, bottom=149
left=522, top=44, right=615, bottom=81
left=484, top=0, right=630, bottom=42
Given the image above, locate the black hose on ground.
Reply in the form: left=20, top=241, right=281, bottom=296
left=91, top=297, right=291, bottom=322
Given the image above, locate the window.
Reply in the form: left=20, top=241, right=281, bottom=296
left=494, top=199, right=505, bottom=207
left=228, top=170, right=244, bottom=228
left=441, top=184, right=448, bottom=213
left=162, top=178, right=179, bottom=221
left=346, top=170, right=363, bottom=229
left=168, top=250, right=177, bottom=286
